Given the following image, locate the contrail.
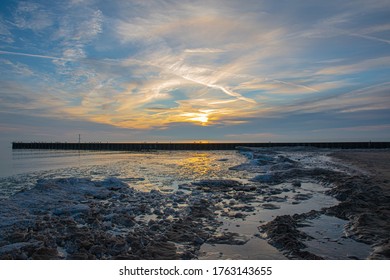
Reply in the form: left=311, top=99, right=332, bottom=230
left=349, top=33, right=390, bottom=45
left=145, top=58, right=257, bottom=104
left=272, top=79, right=320, bottom=93
left=0, top=50, right=69, bottom=61
left=331, top=26, right=390, bottom=45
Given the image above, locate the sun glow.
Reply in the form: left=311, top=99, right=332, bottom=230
left=181, top=112, right=210, bottom=125
left=192, top=114, right=209, bottom=124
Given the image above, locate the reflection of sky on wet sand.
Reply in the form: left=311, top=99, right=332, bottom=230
left=177, top=153, right=215, bottom=177
left=0, top=150, right=250, bottom=197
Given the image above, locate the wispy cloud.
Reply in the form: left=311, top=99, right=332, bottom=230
left=349, top=32, right=390, bottom=44
left=0, top=58, right=34, bottom=76
left=0, top=50, right=67, bottom=61
left=12, top=1, right=53, bottom=31
left=316, top=57, right=390, bottom=75
left=312, top=124, right=390, bottom=133
left=184, top=48, right=225, bottom=53
left=0, top=0, right=389, bottom=141
left=0, top=18, right=13, bottom=44
left=225, top=132, right=282, bottom=141
left=280, top=82, right=390, bottom=115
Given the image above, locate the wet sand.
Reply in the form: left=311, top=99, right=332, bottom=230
left=328, top=150, right=390, bottom=259
left=330, top=150, right=390, bottom=183
left=259, top=149, right=390, bottom=259
left=0, top=148, right=389, bottom=259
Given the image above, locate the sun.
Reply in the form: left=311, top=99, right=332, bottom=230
left=180, top=111, right=211, bottom=125
left=192, top=114, right=209, bottom=124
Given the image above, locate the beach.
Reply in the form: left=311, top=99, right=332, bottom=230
left=327, top=150, right=390, bottom=259
left=0, top=148, right=388, bottom=260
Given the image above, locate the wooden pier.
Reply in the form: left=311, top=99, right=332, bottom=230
left=12, top=142, right=390, bottom=151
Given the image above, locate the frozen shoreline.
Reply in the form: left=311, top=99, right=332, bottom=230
left=0, top=148, right=388, bottom=259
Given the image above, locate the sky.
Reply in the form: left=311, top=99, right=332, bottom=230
left=0, top=0, right=389, bottom=143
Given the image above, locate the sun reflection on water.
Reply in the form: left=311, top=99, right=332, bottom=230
left=177, top=152, right=217, bottom=178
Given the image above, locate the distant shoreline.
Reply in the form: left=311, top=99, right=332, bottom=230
left=12, top=141, right=390, bottom=151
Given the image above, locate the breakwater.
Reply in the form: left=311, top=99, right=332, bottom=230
left=12, top=142, right=390, bottom=151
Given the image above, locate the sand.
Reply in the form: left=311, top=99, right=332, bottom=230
left=328, top=150, right=390, bottom=259
left=331, top=150, right=390, bottom=183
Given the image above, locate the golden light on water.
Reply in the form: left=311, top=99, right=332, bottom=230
left=178, top=153, right=214, bottom=177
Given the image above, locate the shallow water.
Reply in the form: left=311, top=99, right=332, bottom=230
left=0, top=149, right=251, bottom=199
left=300, top=215, right=372, bottom=259
left=198, top=182, right=338, bottom=260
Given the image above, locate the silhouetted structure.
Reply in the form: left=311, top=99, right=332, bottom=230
left=12, top=142, right=390, bottom=151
